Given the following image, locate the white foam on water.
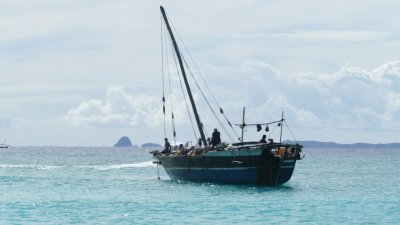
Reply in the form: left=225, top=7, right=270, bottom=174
left=0, top=164, right=60, bottom=170
left=75, top=161, right=156, bottom=170
left=0, top=161, right=156, bottom=171
left=95, top=161, right=156, bottom=170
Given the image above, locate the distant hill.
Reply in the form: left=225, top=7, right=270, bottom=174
left=114, top=136, right=133, bottom=147
left=141, top=143, right=162, bottom=148
left=284, top=140, right=400, bottom=148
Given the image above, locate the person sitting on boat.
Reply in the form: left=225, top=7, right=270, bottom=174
left=268, top=138, right=274, bottom=144
left=176, top=144, right=185, bottom=155
left=259, top=135, right=267, bottom=144
left=184, top=143, right=190, bottom=155
left=161, top=138, right=171, bottom=154
left=211, top=128, right=221, bottom=149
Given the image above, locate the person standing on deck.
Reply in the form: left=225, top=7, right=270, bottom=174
left=197, top=137, right=203, bottom=147
left=161, top=138, right=171, bottom=154
left=211, top=128, right=221, bottom=149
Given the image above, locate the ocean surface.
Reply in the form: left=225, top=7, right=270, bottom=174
left=0, top=146, right=399, bottom=224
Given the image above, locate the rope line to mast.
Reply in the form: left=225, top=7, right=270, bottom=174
left=163, top=21, right=177, bottom=142
left=169, top=43, right=199, bottom=141
left=266, top=123, right=280, bottom=140
left=163, top=19, right=199, bottom=141
left=181, top=55, right=234, bottom=142
left=161, top=14, right=166, bottom=138
left=284, top=120, right=297, bottom=143
left=173, top=25, right=239, bottom=141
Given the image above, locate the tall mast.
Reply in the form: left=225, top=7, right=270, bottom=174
left=160, top=6, right=207, bottom=146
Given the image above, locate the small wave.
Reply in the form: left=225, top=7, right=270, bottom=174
left=95, top=161, right=156, bottom=170
left=0, top=161, right=156, bottom=171
left=0, top=164, right=60, bottom=170
left=76, top=161, right=156, bottom=171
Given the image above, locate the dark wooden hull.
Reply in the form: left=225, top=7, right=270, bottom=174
left=155, top=146, right=299, bottom=186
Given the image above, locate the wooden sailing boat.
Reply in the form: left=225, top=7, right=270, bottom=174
left=153, top=6, right=303, bottom=185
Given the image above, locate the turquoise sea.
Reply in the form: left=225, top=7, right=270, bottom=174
left=0, top=147, right=399, bottom=224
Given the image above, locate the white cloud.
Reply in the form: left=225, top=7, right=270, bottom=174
left=388, top=92, right=400, bottom=109
left=5, top=60, right=400, bottom=144
left=201, top=60, right=400, bottom=134
left=65, top=86, right=162, bottom=127
left=228, top=31, right=394, bottom=42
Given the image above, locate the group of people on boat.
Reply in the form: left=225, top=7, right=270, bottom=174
left=161, top=138, right=192, bottom=155
left=161, top=138, right=204, bottom=156
left=161, top=128, right=274, bottom=155
left=160, top=128, right=277, bottom=156
left=161, top=128, right=222, bottom=155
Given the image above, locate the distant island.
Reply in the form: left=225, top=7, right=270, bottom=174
left=113, top=136, right=133, bottom=147
left=285, top=140, right=400, bottom=148
left=113, top=136, right=399, bottom=149
left=113, top=137, right=161, bottom=149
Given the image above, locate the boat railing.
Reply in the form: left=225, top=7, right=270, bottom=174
left=231, top=142, right=302, bottom=158
left=232, top=141, right=259, bottom=146
left=152, top=141, right=302, bottom=159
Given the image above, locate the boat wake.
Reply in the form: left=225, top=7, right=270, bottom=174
left=0, top=164, right=60, bottom=170
left=91, top=161, right=156, bottom=170
left=0, top=161, right=156, bottom=171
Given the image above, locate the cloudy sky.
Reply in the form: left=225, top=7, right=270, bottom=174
left=1, top=0, right=399, bottom=146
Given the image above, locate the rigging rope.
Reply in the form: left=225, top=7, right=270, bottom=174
left=160, top=15, right=166, bottom=138
left=162, top=18, right=242, bottom=144
left=284, top=120, right=297, bottom=143
left=162, top=21, right=177, bottom=143
left=181, top=55, right=234, bottom=142
left=162, top=18, right=199, bottom=142
left=169, top=42, right=199, bottom=141
left=266, top=123, right=280, bottom=140
left=173, top=26, right=240, bottom=140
